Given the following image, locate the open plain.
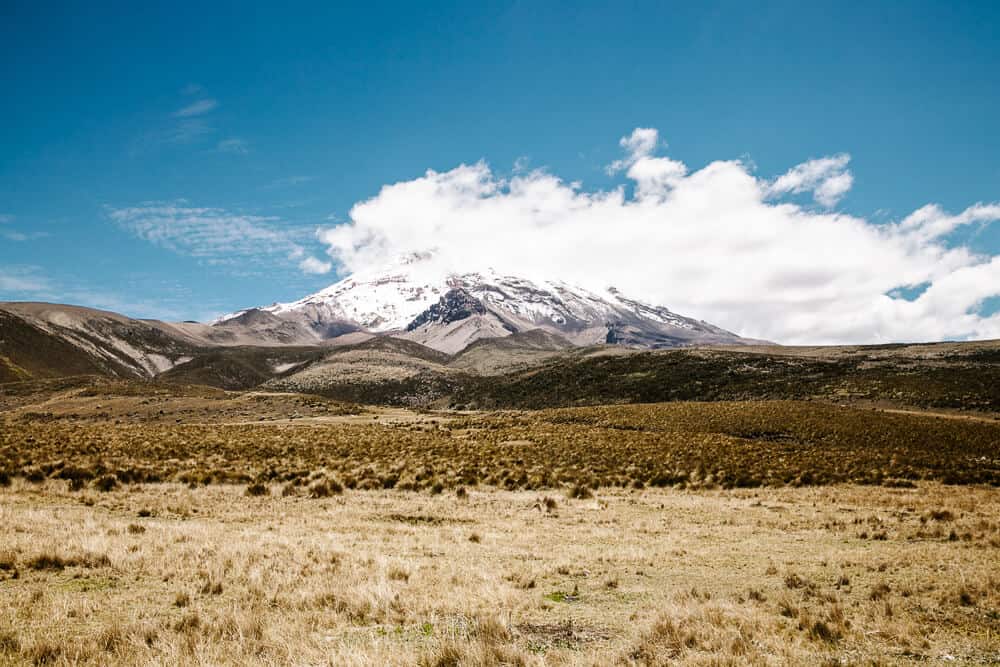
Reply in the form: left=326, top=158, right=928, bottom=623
left=1, top=378, right=999, bottom=665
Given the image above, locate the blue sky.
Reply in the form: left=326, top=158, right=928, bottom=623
left=1, top=1, right=998, bottom=340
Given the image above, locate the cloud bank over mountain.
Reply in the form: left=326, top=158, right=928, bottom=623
left=316, top=128, right=1000, bottom=345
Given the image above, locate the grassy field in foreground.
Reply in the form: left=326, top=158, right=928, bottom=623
left=0, top=482, right=998, bottom=665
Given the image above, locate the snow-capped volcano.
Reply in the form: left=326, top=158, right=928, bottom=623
left=216, top=257, right=755, bottom=353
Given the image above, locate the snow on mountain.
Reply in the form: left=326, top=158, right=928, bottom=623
left=215, top=257, right=755, bottom=352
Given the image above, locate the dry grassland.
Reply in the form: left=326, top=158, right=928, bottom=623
left=3, top=400, right=998, bottom=491
left=1, top=481, right=998, bottom=665
left=1, top=394, right=998, bottom=664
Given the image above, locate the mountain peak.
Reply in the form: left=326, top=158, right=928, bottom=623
left=214, top=262, right=757, bottom=352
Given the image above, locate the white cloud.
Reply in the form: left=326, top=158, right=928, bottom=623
left=299, top=256, right=332, bottom=274
left=766, top=153, right=854, bottom=207
left=173, top=99, right=218, bottom=118
left=316, top=128, right=1000, bottom=344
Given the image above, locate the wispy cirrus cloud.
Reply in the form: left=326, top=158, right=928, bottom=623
left=0, top=263, right=191, bottom=320
left=266, top=175, right=313, bottom=189
left=217, top=138, right=249, bottom=154
left=2, top=229, right=49, bottom=242
left=107, top=202, right=330, bottom=276
left=0, top=266, right=51, bottom=294
left=131, top=90, right=222, bottom=152
left=173, top=98, right=218, bottom=118
left=0, top=215, right=50, bottom=242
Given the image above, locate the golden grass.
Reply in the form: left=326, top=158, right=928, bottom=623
left=1, top=480, right=998, bottom=665
left=3, top=400, right=998, bottom=491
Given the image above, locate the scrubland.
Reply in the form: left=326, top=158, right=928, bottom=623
left=1, top=390, right=998, bottom=665
left=3, top=400, right=998, bottom=491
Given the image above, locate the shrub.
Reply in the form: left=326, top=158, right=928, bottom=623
left=245, top=482, right=269, bottom=497
left=309, top=477, right=343, bottom=498
left=92, top=475, right=119, bottom=492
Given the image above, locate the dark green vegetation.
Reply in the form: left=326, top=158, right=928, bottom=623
left=260, top=342, right=1000, bottom=414
left=454, top=347, right=1000, bottom=412
left=3, top=401, right=997, bottom=490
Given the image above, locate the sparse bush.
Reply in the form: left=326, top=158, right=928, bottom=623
left=245, top=482, right=269, bottom=497
left=173, top=612, right=200, bottom=633
left=92, top=474, right=118, bottom=492
left=200, top=580, right=223, bottom=595
left=869, top=582, right=891, bottom=601
left=309, top=476, right=343, bottom=498
left=0, top=630, right=19, bottom=654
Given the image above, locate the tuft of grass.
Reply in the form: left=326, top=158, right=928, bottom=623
left=869, top=582, right=892, bottom=601
left=245, top=482, right=269, bottom=497
left=92, top=474, right=119, bottom=492
left=0, top=630, right=20, bottom=654
left=24, top=640, right=62, bottom=665
left=308, top=476, right=343, bottom=498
